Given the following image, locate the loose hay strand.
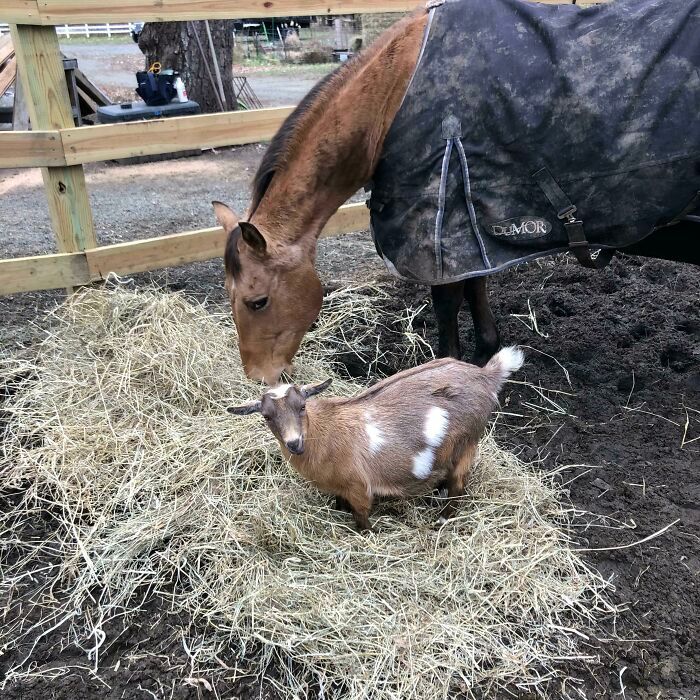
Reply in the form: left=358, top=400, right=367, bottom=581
left=0, top=285, right=616, bottom=698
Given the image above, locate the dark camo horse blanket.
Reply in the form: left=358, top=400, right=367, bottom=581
left=369, top=0, right=700, bottom=284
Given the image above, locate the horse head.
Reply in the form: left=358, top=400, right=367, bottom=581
left=214, top=201, right=323, bottom=385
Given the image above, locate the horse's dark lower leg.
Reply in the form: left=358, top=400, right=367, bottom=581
left=464, top=277, right=499, bottom=366
left=431, top=281, right=465, bottom=359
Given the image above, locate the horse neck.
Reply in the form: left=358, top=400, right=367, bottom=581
left=252, top=11, right=428, bottom=246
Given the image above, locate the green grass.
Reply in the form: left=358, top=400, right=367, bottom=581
left=58, top=34, right=135, bottom=45
left=233, top=58, right=335, bottom=76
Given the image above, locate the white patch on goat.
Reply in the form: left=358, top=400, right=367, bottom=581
left=412, top=407, right=449, bottom=480
left=424, top=406, right=449, bottom=448
left=412, top=448, right=434, bottom=480
left=266, top=383, right=292, bottom=399
left=364, top=411, right=385, bottom=456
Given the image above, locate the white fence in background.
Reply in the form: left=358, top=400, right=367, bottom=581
left=0, top=23, right=139, bottom=38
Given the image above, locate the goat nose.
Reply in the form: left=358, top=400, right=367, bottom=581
left=285, top=437, right=304, bottom=455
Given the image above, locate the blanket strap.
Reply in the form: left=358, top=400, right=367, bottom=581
left=533, top=168, right=615, bottom=270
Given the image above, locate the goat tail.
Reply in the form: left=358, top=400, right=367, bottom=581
left=482, top=346, right=524, bottom=390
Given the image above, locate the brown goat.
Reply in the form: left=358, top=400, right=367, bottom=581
left=228, top=347, right=524, bottom=531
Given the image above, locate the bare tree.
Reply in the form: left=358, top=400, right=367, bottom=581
left=138, top=20, right=236, bottom=112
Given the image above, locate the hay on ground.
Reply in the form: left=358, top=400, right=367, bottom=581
left=0, top=285, right=616, bottom=698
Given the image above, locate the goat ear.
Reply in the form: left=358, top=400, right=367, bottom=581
left=226, top=401, right=262, bottom=416
left=239, top=221, right=267, bottom=255
left=212, top=201, right=240, bottom=234
left=301, top=378, right=333, bottom=398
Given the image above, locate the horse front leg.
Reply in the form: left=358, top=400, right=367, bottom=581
left=431, top=281, right=465, bottom=359
left=464, top=277, right=499, bottom=366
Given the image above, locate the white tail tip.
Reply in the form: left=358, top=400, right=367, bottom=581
left=495, top=346, right=524, bottom=374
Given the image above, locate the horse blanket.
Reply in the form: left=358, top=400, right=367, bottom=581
left=369, top=0, right=700, bottom=284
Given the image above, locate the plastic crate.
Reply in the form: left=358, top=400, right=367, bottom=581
left=96, top=100, right=201, bottom=124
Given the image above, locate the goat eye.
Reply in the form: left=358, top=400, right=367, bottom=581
left=245, top=297, right=268, bottom=312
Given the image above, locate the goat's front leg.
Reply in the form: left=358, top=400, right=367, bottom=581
left=431, top=281, right=465, bottom=359
left=463, top=277, right=499, bottom=366
left=334, top=495, right=353, bottom=512
left=342, top=486, right=373, bottom=532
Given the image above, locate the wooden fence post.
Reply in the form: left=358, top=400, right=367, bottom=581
left=11, top=65, right=30, bottom=130
left=10, top=24, right=97, bottom=257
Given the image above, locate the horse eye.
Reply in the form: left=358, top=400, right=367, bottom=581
left=245, top=297, right=268, bottom=312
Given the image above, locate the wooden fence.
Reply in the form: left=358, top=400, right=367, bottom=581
left=0, top=0, right=577, bottom=297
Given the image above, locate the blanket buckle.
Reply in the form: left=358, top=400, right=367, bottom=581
left=534, top=167, right=615, bottom=269
left=557, top=204, right=578, bottom=222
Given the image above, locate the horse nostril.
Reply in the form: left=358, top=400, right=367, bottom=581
left=285, top=437, right=303, bottom=454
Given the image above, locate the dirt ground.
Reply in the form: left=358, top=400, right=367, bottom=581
left=1, top=143, right=699, bottom=698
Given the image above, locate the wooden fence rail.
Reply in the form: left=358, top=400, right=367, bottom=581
left=0, top=203, right=369, bottom=294
left=61, top=107, right=295, bottom=164
left=3, top=0, right=421, bottom=25
left=0, top=107, right=293, bottom=168
left=0, top=130, right=66, bottom=167
left=4, top=0, right=581, bottom=24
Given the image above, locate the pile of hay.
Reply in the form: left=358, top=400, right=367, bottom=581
left=0, top=285, right=615, bottom=698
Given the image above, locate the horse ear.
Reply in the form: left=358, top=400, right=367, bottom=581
left=212, top=201, right=240, bottom=234
left=239, top=221, right=267, bottom=256
left=227, top=401, right=262, bottom=416
left=301, top=378, right=333, bottom=399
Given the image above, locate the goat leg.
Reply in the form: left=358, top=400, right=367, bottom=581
left=342, top=488, right=373, bottom=532
left=437, top=442, right=478, bottom=524
left=334, top=495, right=353, bottom=512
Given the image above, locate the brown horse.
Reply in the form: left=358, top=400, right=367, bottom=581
left=212, top=9, right=496, bottom=384
left=214, top=5, right=698, bottom=384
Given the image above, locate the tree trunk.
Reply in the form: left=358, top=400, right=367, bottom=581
left=138, top=20, right=236, bottom=113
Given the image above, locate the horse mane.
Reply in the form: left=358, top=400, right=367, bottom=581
left=249, top=66, right=347, bottom=216
left=248, top=14, right=420, bottom=217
